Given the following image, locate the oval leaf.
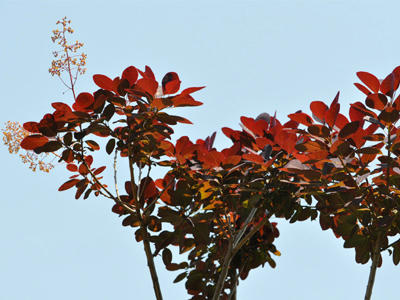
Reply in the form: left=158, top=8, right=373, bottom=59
left=354, top=83, right=372, bottom=96
left=122, top=66, right=138, bottom=86
left=339, top=121, right=360, bottom=139
left=58, top=179, right=80, bottom=191
left=93, top=74, right=114, bottom=91
left=365, top=93, right=387, bottom=110
left=75, top=92, right=94, bottom=109
left=20, top=135, right=49, bottom=150
left=106, top=139, right=116, bottom=155
left=162, top=72, right=181, bottom=95
left=23, top=122, right=39, bottom=133
left=288, top=112, right=313, bottom=126
left=162, top=248, right=172, bottom=266
left=356, top=71, right=380, bottom=93
left=310, top=101, right=328, bottom=123
left=86, top=140, right=100, bottom=151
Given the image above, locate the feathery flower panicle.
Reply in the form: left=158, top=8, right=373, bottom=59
left=49, top=17, right=87, bottom=83
left=2, top=121, right=54, bottom=172
left=2, top=17, right=86, bottom=172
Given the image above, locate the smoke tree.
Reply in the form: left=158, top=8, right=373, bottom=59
left=4, top=17, right=400, bottom=300
left=281, top=67, right=400, bottom=300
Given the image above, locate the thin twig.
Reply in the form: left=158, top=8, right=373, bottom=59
left=231, top=217, right=269, bottom=258
left=113, top=148, right=122, bottom=202
left=82, top=158, right=136, bottom=215
left=212, top=238, right=234, bottom=300
left=381, top=237, right=400, bottom=251
left=233, top=207, right=257, bottom=248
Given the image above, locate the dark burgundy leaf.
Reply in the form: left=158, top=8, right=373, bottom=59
left=106, top=139, right=116, bottom=155
left=339, top=121, right=360, bottom=139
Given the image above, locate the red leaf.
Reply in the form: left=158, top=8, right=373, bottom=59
left=380, top=73, right=395, bottom=97
left=243, top=153, right=264, bottom=164
left=66, top=164, right=78, bottom=172
left=365, top=123, right=379, bottom=136
left=86, top=140, right=100, bottom=151
left=288, top=112, right=313, bottom=126
left=172, top=94, right=203, bottom=107
left=112, top=77, right=121, bottom=93
left=175, top=117, right=192, bottom=124
left=154, top=178, right=164, bottom=190
left=85, top=155, right=93, bottom=167
left=52, top=102, right=72, bottom=112
left=325, top=103, right=340, bottom=128
left=334, top=114, right=349, bottom=130
left=20, top=135, right=49, bottom=150
left=93, top=166, right=106, bottom=175
left=144, top=66, right=155, bottom=80
left=222, top=127, right=239, bottom=141
left=394, top=95, right=400, bottom=110
left=330, top=91, right=340, bottom=108
left=181, top=86, right=205, bottom=95
left=392, top=66, right=400, bottom=91
left=135, top=78, right=158, bottom=96
left=356, top=71, right=380, bottom=93
left=141, top=178, right=158, bottom=200
left=122, top=66, right=138, bottom=86
left=23, top=122, right=39, bottom=133
left=354, top=83, right=372, bottom=96
left=349, top=104, right=365, bottom=122
left=75, top=92, right=94, bottom=109
left=162, top=72, right=181, bottom=95
left=79, top=164, right=89, bottom=175
left=240, top=116, right=268, bottom=137
left=93, top=74, right=114, bottom=91
left=310, top=101, right=328, bottom=123
left=222, top=155, right=241, bottom=166
left=198, top=150, right=225, bottom=169
left=58, top=179, right=80, bottom=191
left=365, top=93, right=387, bottom=110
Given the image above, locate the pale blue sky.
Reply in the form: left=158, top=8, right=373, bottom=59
left=1, top=0, right=399, bottom=299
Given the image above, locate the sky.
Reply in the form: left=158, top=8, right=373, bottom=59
left=1, top=0, right=400, bottom=299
